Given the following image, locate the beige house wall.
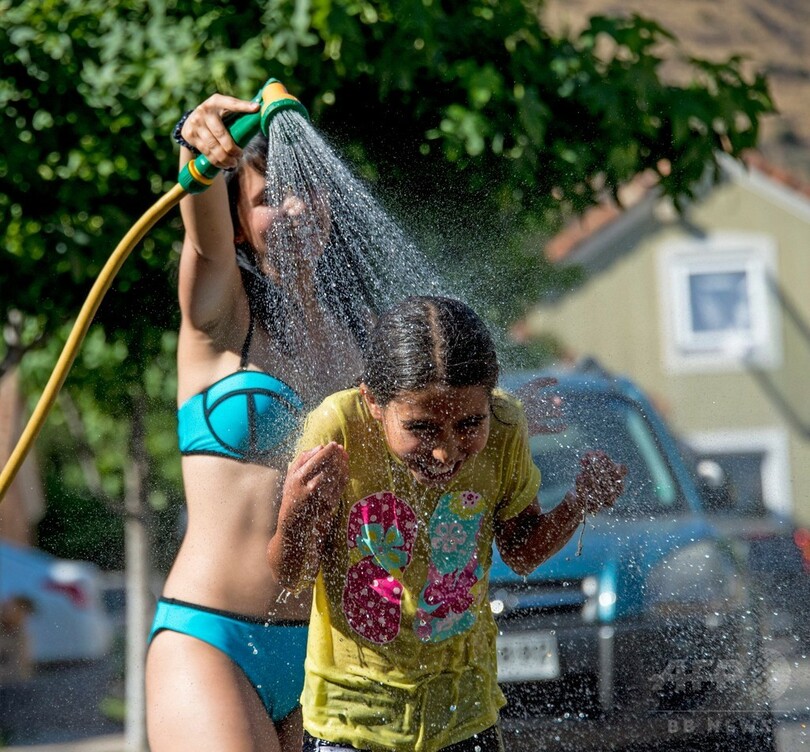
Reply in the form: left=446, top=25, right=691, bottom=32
left=526, top=172, right=810, bottom=525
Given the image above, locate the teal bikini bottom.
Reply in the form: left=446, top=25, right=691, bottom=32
left=149, top=597, right=307, bottom=723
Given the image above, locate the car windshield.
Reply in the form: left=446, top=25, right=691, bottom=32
left=529, top=392, right=684, bottom=516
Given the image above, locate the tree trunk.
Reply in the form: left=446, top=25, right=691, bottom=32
left=124, top=395, right=151, bottom=752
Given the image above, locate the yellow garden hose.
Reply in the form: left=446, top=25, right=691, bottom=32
left=0, top=77, right=308, bottom=503
left=0, top=184, right=186, bottom=500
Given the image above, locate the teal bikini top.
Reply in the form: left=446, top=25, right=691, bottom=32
left=177, top=315, right=304, bottom=463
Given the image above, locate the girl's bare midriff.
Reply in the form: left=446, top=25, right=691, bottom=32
left=161, top=453, right=311, bottom=622
left=166, top=299, right=362, bottom=624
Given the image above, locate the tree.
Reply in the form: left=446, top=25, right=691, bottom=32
left=1, top=0, right=774, bottom=551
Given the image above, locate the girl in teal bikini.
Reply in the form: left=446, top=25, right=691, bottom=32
left=146, top=91, right=373, bottom=752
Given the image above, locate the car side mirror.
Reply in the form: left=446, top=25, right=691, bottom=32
left=695, top=459, right=737, bottom=512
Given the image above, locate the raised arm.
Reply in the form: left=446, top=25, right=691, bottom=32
left=496, top=450, right=627, bottom=576
left=267, top=442, right=349, bottom=594
left=175, top=95, right=260, bottom=330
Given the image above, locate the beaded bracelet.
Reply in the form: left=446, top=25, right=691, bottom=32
left=172, top=109, right=200, bottom=155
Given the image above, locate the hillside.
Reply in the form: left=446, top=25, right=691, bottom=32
left=544, top=0, right=810, bottom=181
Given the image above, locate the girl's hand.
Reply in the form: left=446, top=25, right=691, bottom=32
left=514, top=377, right=566, bottom=434
left=280, top=442, right=349, bottom=531
left=179, top=94, right=261, bottom=169
left=574, top=450, right=627, bottom=514
left=269, top=442, right=349, bottom=593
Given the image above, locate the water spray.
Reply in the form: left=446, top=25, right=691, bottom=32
left=0, top=78, right=309, bottom=501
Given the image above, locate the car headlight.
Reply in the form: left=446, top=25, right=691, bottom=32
left=645, top=541, right=745, bottom=615
left=490, top=576, right=603, bottom=621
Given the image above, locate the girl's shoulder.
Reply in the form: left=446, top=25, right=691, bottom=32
left=318, top=386, right=366, bottom=415
left=305, top=387, right=372, bottom=435
left=490, top=388, right=527, bottom=427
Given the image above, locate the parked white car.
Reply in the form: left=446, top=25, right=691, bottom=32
left=0, top=540, right=113, bottom=664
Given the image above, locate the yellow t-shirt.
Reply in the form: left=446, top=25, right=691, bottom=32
left=298, top=388, right=541, bottom=752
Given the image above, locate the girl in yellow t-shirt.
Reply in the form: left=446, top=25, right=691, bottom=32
left=268, top=296, right=626, bottom=752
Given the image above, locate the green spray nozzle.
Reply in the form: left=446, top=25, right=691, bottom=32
left=178, top=78, right=309, bottom=194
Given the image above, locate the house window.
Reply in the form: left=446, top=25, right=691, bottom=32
left=659, top=233, right=781, bottom=371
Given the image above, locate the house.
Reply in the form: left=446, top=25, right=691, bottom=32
left=520, top=153, right=810, bottom=525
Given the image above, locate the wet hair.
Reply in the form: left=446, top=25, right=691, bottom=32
left=363, top=296, right=499, bottom=405
left=225, top=133, right=376, bottom=356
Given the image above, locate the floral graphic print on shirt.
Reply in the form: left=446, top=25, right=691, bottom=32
left=342, top=489, right=486, bottom=645
left=342, top=491, right=417, bottom=643
left=415, top=490, right=486, bottom=642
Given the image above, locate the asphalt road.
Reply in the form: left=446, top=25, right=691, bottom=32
left=1, top=639, right=807, bottom=750
left=0, top=655, right=123, bottom=747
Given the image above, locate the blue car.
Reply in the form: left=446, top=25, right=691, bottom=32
left=493, top=364, right=774, bottom=751
left=682, top=443, right=810, bottom=647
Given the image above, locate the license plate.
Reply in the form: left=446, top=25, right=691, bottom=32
left=496, top=630, right=560, bottom=682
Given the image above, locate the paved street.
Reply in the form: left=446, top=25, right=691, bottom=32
left=0, top=656, right=123, bottom=747
left=2, top=639, right=807, bottom=750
